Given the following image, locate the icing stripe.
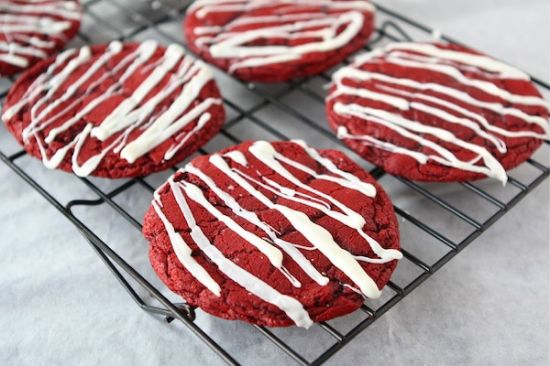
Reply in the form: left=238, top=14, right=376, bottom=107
left=333, top=66, right=549, bottom=130
left=181, top=181, right=285, bottom=268
left=375, top=84, right=548, bottom=141
left=334, top=102, right=508, bottom=183
left=286, top=139, right=377, bottom=197
left=0, top=0, right=80, bottom=68
left=385, top=43, right=529, bottom=79
left=209, top=143, right=396, bottom=298
left=91, top=45, right=185, bottom=141
left=185, top=163, right=328, bottom=286
left=337, top=126, right=429, bottom=164
left=44, top=42, right=155, bottom=143
left=189, top=0, right=373, bottom=73
left=247, top=142, right=402, bottom=260
left=2, top=47, right=77, bottom=121
left=165, top=178, right=314, bottom=328
left=120, top=62, right=219, bottom=162
left=355, top=48, right=549, bottom=108
left=223, top=150, right=248, bottom=166
left=2, top=41, right=222, bottom=177
left=152, top=199, right=222, bottom=296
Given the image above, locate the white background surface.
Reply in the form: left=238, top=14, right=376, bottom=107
left=1, top=0, right=549, bottom=365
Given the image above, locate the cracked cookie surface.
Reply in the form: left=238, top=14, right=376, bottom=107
left=144, top=140, right=401, bottom=327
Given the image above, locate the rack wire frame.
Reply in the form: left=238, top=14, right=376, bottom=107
left=1, top=1, right=549, bottom=365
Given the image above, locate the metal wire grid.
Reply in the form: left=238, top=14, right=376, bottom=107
left=0, top=1, right=548, bottom=365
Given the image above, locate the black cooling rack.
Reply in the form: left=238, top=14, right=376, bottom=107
left=1, top=1, right=549, bottom=365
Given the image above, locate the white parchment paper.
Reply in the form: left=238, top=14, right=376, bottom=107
left=0, top=0, right=548, bottom=365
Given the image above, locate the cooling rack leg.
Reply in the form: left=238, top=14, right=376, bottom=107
left=83, top=235, right=196, bottom=321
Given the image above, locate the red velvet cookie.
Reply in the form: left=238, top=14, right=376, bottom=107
left=326, top=42, right=549, bottom=184
left=184, top=0, right=375, bottom=83
left=3, top=41, right=225, bottom=178
left=0, top=0, right=81, bottom=76
left=143, top=140, right=401, bottom=327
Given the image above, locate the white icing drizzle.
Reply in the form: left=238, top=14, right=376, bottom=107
left=152, top=140, right=401, bottom=326
left=209, top=143, right=396, bottom=294
left=188, top=0, right=373, bottom=73
left=2, top=41, right=222, bottom=177
left=385, top=43, right=529, bottom=79
left=355, top=48, right=549, bottom=108
left=337, top=126, right=429, bottom=164
left=0, top=0, right=80, bottom=69
left=332, top=66, right=549, bottom=130
left=330, top=42, right=550, bottom=184
left=90, top=44, right=186, bottom=141
left=223, top=150, right=248, bottom=166
left=159, top=177, right=314, bottom=328
left=181, top=180, right=285, bottom=269
left=163, top=112, right=211, bottom=161
left=185, top=163, right=328, bottom=287
left=335, top=102, right=509, bottom=183
left=247, top=142, right=401, bottom=262
left=152, top=198, right=222, bottom=296
left=291, top=139, right=377, bottom=197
